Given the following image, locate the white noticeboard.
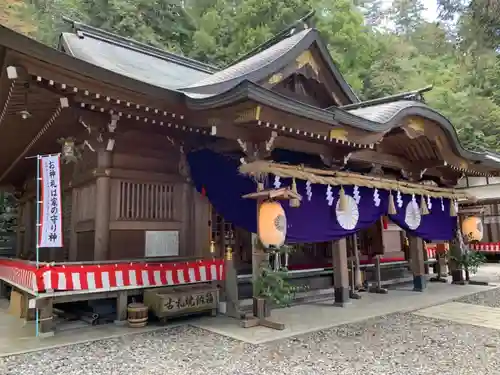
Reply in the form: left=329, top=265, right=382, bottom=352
left=145, top=231, right=179, bottom=257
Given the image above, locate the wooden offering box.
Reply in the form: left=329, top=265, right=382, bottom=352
left=143, top=284, right=218, bottom=322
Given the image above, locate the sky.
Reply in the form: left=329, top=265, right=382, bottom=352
left=422, top=0, right=438, bottom=21
left=384, top=0, right=439, bottom=22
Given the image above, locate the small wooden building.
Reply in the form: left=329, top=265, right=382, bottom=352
left=0, top=20, right=499, bottom=333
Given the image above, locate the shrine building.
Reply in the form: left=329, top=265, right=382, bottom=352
left=0, top=17, right=499, bottom=335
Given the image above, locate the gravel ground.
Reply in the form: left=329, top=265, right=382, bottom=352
left=456, top=286, right=500, bottom=308
left=2, top=291, right=500, bottom=375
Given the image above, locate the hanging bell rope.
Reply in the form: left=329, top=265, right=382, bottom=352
left=388, top=191, right=397, bottom=215
left=289, top=178, right=300, bottom=208
left=240, top=160, right=472, bottom=200
left=338, top=185, right=348, bottom=212
left=420, top=195, right=429, bottom=215
left=450, top=200, right=457, bottom=216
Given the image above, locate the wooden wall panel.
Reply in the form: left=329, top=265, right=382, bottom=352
left=75, top=184, right=96, bottom=222
left=109, top=230, right=144, bottom=260
left=76, top=231, right=94, bottom=261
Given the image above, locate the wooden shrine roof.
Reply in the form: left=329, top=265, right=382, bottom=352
left=1, top=21, right=500, bottom=188
left=180, top=28, right=358, bottom=103
left=59, top=22, right=216, bottom=90
left=62, top=22, right=358, bottom=105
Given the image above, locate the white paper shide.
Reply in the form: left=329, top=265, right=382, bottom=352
left=38, top=154, right=63, bottom=248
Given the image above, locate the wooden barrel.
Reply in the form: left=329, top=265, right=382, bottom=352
left=127, top=303, right=148, bottom=328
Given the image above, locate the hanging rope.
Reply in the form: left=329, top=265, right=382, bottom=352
left=239, top=161, right=472, bottom=200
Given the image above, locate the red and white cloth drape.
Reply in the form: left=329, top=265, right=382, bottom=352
left=0, top=259, right=225, bottom=295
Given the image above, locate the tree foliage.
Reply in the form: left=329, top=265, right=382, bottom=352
left=3, top=0, right=500, bottom=152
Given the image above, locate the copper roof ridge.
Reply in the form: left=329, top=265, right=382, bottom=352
left=227, top=9, right=316, bottom=66
left=338, top=85, right=434, bottom=110
left=63, top=18, right=219, bottom=74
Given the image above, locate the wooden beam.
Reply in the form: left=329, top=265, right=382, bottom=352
left=350, top=150, right=409, bottom=170
left=205, top=126, right=355, bottom=160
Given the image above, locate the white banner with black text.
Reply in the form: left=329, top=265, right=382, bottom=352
left=38, top=154, right=64, bottom=248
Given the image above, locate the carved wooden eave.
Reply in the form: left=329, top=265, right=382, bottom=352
left=332, top=102, right=500, bottom=178
left=261, top=47, right=352, bottom=107
left=185, top=80, right=500, bottom=179
left=0, top=65, right=198, bottom=185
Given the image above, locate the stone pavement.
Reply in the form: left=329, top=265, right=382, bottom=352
left=470, top=262, right=500, bottom=284
left=192, top=282, right=496, bottom=344
left=415, top=301, right=500, bottom=330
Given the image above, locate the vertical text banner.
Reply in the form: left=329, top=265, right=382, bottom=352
left=38, top=154, right=64, bottom=248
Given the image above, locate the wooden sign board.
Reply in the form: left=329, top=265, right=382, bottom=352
left=145, top=230, right=179, bottom=257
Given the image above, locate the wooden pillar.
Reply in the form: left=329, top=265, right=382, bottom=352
left=490, top=203, right=500, bottom=241
left=15, top=203, right=24, bottom=258
left=438, top=251, right=448, bottom=277
left=252, top=197, right=270, bottom=299
left=114, top=291, right=128, bottom=325
left=252, top=233, right=268, bottom=297
left=180, top=183, right=190, bottom=256
left=68, top=188, right=79, bottom=261
left=193, top=189, right=210, bottom=258
left=219, top=218, right=226, bottom=259
left=409, top=235, right=426, bottom=291
left=332, top=238, right=349, bottom=306
left=0, top=279, right=7, bottom=298
left=224, top=248, right=240, bottom=318
left=423, top=242, right=430, bottom=275
left=37, top=297, right=54, bottom=337
left=93, top=149, right=112, bottom=261
left=23, top=200, right=33, bottom=258
left=352, top=234, right=363, bottom=289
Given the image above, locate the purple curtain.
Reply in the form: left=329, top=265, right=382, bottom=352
left=281, top=182, right=385, bottom=243
left=187, top=149, right=457, bottom=243
left=187, top=150, right=258, bottom=233
left=387, top=193, right=456, bottom=241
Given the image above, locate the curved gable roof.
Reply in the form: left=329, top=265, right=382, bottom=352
left=183, top=29, right=313, bottom=91
left=59, top=21, right=360, bottom=104
left=181, top=28, right=359, bottom=103
left=343, top=100, right=500, bottom=168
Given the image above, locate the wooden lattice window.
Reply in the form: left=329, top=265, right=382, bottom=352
left=117, top=181, right=174, bottom=220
